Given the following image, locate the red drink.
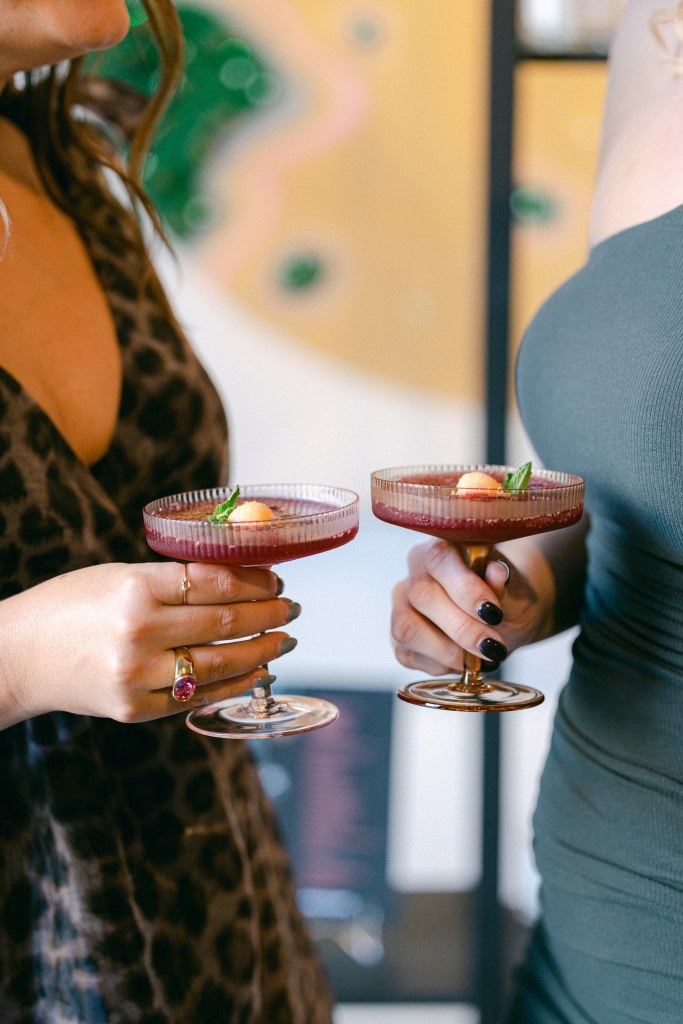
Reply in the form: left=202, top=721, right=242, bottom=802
left=372, top=470, right=583, bottom=544
left=143, top=486, right=359, bottom=567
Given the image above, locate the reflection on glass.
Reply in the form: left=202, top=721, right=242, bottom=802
left=517, top=0, right=622, bottom=55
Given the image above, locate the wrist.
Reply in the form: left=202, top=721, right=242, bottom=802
left=0, top=592, right=43, bottom=729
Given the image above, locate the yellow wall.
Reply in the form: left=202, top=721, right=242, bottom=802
left=200, top=0, right=490, bottom=401
left=510, top=60, right=607, bottom=361
left=195, top=6, right=608, bottom=411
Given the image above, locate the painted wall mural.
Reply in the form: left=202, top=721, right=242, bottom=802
left=101, top=0, right=490, bottom=402
left=511, top=60, right=606, bottom=363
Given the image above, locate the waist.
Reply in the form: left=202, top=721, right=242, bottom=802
left=583, top=515, right=683, bottom=660
left=565, top=514, right=683, bottom=776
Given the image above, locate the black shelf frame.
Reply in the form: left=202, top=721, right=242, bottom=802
left=479, top=4, right=607, bottom=1021
left=480, top=2, right=517, bottom=1018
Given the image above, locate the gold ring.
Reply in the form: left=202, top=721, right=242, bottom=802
left=181, top=564, right=191, bottom=605
left=172, top=646, right=197, bottom=702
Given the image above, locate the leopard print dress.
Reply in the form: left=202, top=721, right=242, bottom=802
left=0, top=194, right=333, bottom=1022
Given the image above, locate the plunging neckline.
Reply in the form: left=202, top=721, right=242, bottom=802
left=0, top=121, right=124, bottom=468
left=0, top=219, right=129, bottom=474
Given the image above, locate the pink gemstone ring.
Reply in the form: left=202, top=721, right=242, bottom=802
left=172, top=646, right=197, bottom=702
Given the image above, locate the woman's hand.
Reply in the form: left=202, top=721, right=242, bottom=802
left=0, top=561, right=300, bottom=729
left=390, top=539, right=555, bottom=677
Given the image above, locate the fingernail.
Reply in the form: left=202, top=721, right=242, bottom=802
left=480, top=659, right=500, bottom=673
left=477, top=601, right=503, bottom=626
left=286, top=601, right=302, bottom=622
left=278, top=637, right=298, bottom=656
left=256, top=673, right=277, bottom=687
left=275, top=574, right=285, bottom=596
left=495, top=560, right=511, bottom=586
left=478, top=637, right=507, bottom=661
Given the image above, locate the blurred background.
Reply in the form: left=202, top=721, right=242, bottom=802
left=104, top=0, right=623, bottom=1020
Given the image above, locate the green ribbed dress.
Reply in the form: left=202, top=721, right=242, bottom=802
left=505, top=207, right=683, bottom=1023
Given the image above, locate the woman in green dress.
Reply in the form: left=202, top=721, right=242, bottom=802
left=390, top=3, right=683, bottom=1021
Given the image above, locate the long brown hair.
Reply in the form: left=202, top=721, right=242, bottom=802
left=0, top=0, right=183, bottom=273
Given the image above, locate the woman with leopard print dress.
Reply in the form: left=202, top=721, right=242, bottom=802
left=0, top=2, right=333, bottom=1021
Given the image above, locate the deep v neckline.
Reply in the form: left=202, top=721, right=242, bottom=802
left=0, top=207, right=130, bottom=471
left=0, top=363, right=122, bottom=473
left=0, top=266, right=126, bottom=472
left=0, top=124, right=124, bottom=468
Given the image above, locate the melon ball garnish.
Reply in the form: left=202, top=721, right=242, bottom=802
left=455, top=471, right=505, bottom=498
left=227, top=500, right=275, bottom=523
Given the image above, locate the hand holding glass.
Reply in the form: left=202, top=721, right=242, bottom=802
left=371, top=464, right=584, bottom=712
left=144, top=483, right=359, bottom=737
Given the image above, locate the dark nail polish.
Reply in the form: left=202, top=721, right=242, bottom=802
left=477, top=601, right=503, bottom=626
left=256, top=673, right=277, bottom=687
left=478, top=637, right=507, bottom=661
left=286, top=601, right=302, bottom=622
left=275, top=574, right=285, bottom=596
left=480, top=659, right=500, bottom=673
left=278, top=637, right=298, bottom=656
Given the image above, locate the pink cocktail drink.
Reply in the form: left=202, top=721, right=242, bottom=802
left=144, top=485, right=359, bottom=568
left=145, top=495, right=358, bottom=565
left=372, top=470, right=583, bottom=545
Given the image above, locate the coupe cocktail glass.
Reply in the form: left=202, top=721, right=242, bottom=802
left=144, top=483, right=359, bottom=737
left=371, top=464, right=584, bottom=712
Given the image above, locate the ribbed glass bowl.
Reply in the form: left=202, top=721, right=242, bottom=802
left=371, top=464, right=584, bottom=544
left=144, top=483, right=359, bottom=566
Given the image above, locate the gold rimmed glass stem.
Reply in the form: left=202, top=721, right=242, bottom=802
left=458, top=544, right=494, bottom=694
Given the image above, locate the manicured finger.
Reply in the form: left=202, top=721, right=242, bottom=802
left=391, top=582, right=464, bottom=672
left=485, top=557, right=511, bottom=601
left=418, top=541, right=505, bottom=629
left=166, top=630, right=297, bottom=693
left=152, top=561, right=283, bottom=607
left=160, top=597, right=301, bottom=648
left=403, top=567, right=507, bottom=663
left=151, top=666, right=276, bottom=719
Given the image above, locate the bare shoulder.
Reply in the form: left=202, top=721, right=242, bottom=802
left=590, top=1, right=683, bottom=247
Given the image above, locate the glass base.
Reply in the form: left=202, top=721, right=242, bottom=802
left=186, top=694, right=340, bottom=738
left=398, top=678, right=544, bottom=712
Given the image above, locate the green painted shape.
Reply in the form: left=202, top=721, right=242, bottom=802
left=278, top=252, right=325, bottom=291
left=92, top=4, right=281, bottom=237
left=510, top=185, right=557, bottom=225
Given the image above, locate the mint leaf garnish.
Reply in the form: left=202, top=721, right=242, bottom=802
left=207, top=485, right=240, bottom=523
left=503, top=462, right=532, bottom=492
